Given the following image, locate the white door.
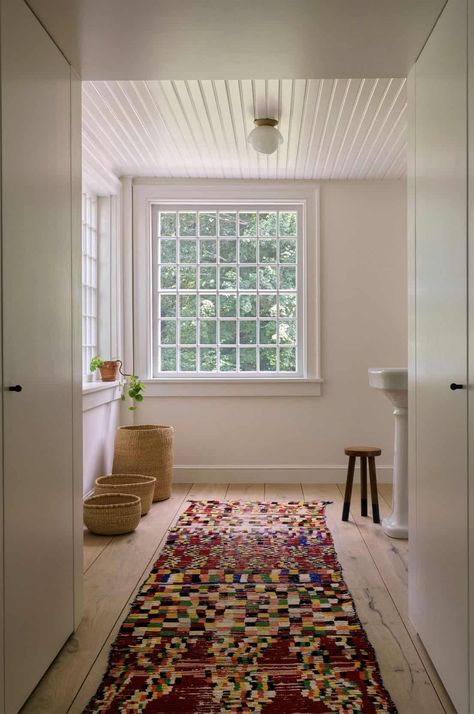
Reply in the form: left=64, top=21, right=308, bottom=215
left=414, top=0, right=469, bottom=710
left=1, top=0, right=75, bottom=710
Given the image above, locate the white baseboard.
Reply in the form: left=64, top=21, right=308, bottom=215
left=173, top=464, right=393, bottom=484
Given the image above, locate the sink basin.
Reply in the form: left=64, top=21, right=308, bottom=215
left=368, top=368, right=408, bottom=408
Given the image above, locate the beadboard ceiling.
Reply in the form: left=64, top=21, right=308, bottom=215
left=83, top=78, right=407, bottom=193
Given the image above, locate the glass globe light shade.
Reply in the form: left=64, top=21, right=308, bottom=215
left=248, top=119, right=283, bottom=155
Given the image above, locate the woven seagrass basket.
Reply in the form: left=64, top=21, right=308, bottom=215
left=94, top=474, right=156, bottom=515
left=83, top=493, right=141, bottom=535
left=113, top=425, right=174, bottom=502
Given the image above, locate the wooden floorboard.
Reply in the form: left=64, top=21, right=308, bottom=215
left=21, top=484, right=192, bottom=714
left=22, top=481, right=453, bottom=714
left=82, top=530, right=112, bottom=573
left=226, top=482, right=265, bottom=500
left=303, top=483, right=446, bottom=714
left=264, top=482, right=303, bottom=501
left=68, top=483, right=226, bottom=714
left=338, top=482, right=455, bottom=713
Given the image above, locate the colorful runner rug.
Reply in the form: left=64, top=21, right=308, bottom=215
left=85, top=500, right=397, bottom=713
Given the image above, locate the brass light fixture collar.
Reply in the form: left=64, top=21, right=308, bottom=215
left=254, top=118, right=279, bottom=127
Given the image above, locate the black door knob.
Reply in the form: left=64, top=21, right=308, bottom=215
left=450, top=383, right=464, bottom=390
left=8, top=385, right=22, bottom=392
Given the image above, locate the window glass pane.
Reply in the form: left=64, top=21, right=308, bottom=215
left=180, top=240, right=197, bottom=263
left=200, top=266, right=217, bottom=289
left=160, top=211, right=176, bottom=236
left=279, top=320, right=297, bottom=344
left=219, top=239, right=237, bottom=263
left=239, top=212, right=257, bottom=236
left=280, top=266, right=296, bottom=290
left=259, top=212, right=277, bottom=237
left=219, top=212, right=237, bottom=236
left=220, top=321, right=237, bottom=344
left=220, top=266, right=237, bottom=290
left=180, top=320, right=197, bottom=344
left=239, top=239, right=257, bottom=263
left=200, top=347, right=217, bottom=372
left=260, top=347, right=277, bottom=371
left=179, top=295, right=196, bottom=317
left=279, top=211, right=297, bottom=236
left=239, top=267, right=257, bottom=290
left=279, top=294, right=297, bottom=317
left=160, top=347, right=176, bottom=371
left=199, top=212, right=217, bottom=236
left=259, top=239, right=277, bottom=264
left=160, top=266, right=176, bottom=289
left=160, top=239, right=176, bottom=263
left=240, top=321, right=256, bottom=344
left=200, top=320, right=217, bottom=344
left=160, top=295, right=176, bottom=317
left=220, top=347, right=237, bottom=371
left=280, top=347, right=297, bottom=372
left=240, top=348, right=257, bottom=371
left=200, top=294, right=217, bottom=317
left=180, top=347, right=196, bottom=371
left=259, top=294, right=278, bottom=317
left=200, top=239, right=217, bottom=263
left=260, top=320, right=277, bottom=344
left=240, top=295, right=256, bottom=317
left=259, top=266, right=277, bottom=290
left=220, top=294, right=237, bottom=317
left=161, top=320, right=176, bottom=344
left=179, top=212, right=196, bottom=236
left=179, top=266, right=197, bottom=289
left=280, top=239, right=297, bottom=263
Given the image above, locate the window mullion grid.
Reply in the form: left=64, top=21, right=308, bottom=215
left=82, top=194, right=98, bottom=377
left=154, top=205, right=299, bottom=378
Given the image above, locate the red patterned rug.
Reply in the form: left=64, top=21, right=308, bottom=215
left=85, top=500, right=397, bottom=713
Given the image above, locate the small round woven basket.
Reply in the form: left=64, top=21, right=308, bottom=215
left=94, top=474, right=156, bottom=515
left=83, top=493, right=141, bottom=535
left=113, top=425, right=174, bottom=502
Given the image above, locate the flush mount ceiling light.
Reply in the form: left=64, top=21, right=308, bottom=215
left=247, top=118, right=283, bottom=155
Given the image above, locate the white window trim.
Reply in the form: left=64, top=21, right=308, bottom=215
left=132, top=179, right=322, bottom=397
left=82, top=188, right=123, bottom=397
left=82, top=193, right=98, bottom=380
left=82, top=380, right=122, bottom=411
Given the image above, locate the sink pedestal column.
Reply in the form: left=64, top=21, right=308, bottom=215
left=383, top=405, right=408, bottom=539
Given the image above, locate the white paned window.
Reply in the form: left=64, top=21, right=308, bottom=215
left=151, top=205, right=304, bottom=378
left=82, top=194, right=98, bottom=377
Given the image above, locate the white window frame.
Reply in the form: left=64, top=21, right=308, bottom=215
left=82, top=190, right=123, bottom=401
left=132, top=180, right=322, bottom=397
left=82, top=193, right=98, bottom=379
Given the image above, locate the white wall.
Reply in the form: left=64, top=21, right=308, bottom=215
left=83, top=398, right=121, bottom=494
left=136, top=180, right=407, bottom=483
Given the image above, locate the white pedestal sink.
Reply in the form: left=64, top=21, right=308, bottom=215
left=368, top=368, right=408, bottom=539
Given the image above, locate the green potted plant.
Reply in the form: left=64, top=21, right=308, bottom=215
left=89, top=356, right=145, bottom=410
left=89, top=356, right=122, bottom=382
left=122, top=374, right=145, bottom=411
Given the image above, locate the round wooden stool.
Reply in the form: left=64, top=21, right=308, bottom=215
left=342, top=446, right=381, bottom=523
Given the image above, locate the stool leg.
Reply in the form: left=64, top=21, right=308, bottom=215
left=368, top=456, right=380, bottom=524
left=342, top=455, right=356, bottom=521
left=360, top=457, right=368, bottom=516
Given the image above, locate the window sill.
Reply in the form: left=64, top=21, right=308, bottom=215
left=82, top=380, right=122, bottom=411
left=142, top=378, right=322, bottom=397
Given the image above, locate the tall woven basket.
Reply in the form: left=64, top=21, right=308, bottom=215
left=113, top=425, right=174, bottom=501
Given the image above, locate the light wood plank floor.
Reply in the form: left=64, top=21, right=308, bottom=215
left=21, top=483, right=455, bottom=714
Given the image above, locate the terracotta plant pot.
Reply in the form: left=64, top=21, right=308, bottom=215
left=98, top=360, right=122, bottom=382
